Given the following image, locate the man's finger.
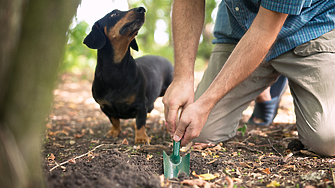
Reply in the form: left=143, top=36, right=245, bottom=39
left=167, top=106, right=178, bottom=134
left=179, top=125, right=195, bottom=146
left=163, top=105, right=170, bottom=130
left=173, top=112, right=189, bottom=142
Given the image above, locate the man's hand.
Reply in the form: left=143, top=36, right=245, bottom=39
left=163, top=0, right=205, bottom=137
left=163, top=78, right=194, bottom=135
left=172, top=100, right=211, bottom=146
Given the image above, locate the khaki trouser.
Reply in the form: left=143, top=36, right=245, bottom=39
left=193, top=29, right=335, bottom=156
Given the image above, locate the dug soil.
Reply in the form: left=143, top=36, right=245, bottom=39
left=43, top=73, right=335, bottom=188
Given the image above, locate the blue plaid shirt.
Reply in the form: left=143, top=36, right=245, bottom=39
left=213, top=0, right=335, bottom=61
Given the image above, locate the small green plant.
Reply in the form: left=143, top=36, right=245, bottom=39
left=237, top=124, right=247, bottom=137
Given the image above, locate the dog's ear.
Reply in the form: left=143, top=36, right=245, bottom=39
left=130, top=39, right=138, bottom=51
left=83, top=21, right=106, bottom=49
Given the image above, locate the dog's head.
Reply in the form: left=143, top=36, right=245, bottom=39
left=84, top=7, right=145, bottom=62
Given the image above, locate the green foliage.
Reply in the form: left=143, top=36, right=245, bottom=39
left=129, top=0, right=174, bottom=61
left=61, top=1, right=219, bottom=73
left=129, top=0, right=217, bottom=69
left=60, top=21, right=96, bottom=73
left=237, top=124, right=247, bottom=137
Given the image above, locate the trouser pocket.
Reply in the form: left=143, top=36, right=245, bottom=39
left=294, top=29, right=335, bottom=56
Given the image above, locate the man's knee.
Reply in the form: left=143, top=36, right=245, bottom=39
left=300, top=121, right=335, bottom=156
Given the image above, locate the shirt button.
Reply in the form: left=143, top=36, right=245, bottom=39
left=235, top=7, right=240, bottom=11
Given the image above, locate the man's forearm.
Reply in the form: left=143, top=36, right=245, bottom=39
left=196, top=6, right=288, bottom=111
left=172, top=0, right=205, bottom=81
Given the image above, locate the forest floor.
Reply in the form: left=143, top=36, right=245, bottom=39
left=42, top=72, right=335, bottom=188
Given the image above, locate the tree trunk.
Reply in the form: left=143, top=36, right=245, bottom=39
left=0, top=0, right=80, bottom=187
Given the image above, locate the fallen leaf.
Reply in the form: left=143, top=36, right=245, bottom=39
left=181, top=179, right=213, bottom=188
left=284, top=165, right=296, bottom=171
left=68, top=158, right=76, bottom=163
left=262, top=168, right=271, bottom=174
left=192, top=143, right=215, bottom=150
left=122, top=138, right=129, bottom=145
left=74, top=133, right=84, bottom=138
left=240, top=162, right=251, bottom=168
left=180, top=142, right=193, bottom=152
left=87, top=152, right=95, bottom=161
left=48, top=130, right=59, bottom=137
left=192, top=171, right=219, bottom=180
left=69, top=140, right=76, bottom=145
left=159, top=174, right=169, bottom=187
left=48, top=153, right=55, bottom=160
left=207, top=159, right=217, bottom=164
left=225, top=176, right=234, bottom=188
left=213, top=144, right=222, bottom=151
left=249, top=129, right=268, bottom=137
left=231, top=152, right=238, bottom=157
left=146, top=154, right=153, bottom=161
left=232, top=178, right=243, bottom=183
left=53, top=143, right=65, bottom=148
left=247, top=142, right=255, bottom=147
left=90, top=140, right=100, bottom=144
left=304, top=186, right=316, bottom=188
left=266, top=180, right=280, bottom=187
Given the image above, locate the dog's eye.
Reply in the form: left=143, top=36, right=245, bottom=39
left=110, top=13, right=118, bottom=18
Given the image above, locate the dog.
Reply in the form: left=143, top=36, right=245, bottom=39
left=83, top=7, right=173, bottom=144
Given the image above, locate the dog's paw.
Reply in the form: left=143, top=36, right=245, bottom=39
left=106, top=127, right=121, bottom=138
left=135, top=135, right=150, bottom=145
left=135, top=126, right=150, bottom=145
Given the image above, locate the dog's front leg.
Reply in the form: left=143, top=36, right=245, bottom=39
left=135, top=106, right=149, bottom=145
left=106, top=116, right=121, bottom=138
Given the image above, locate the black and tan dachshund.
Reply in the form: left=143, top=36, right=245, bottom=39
left=83, top=7, right=173, bottom=144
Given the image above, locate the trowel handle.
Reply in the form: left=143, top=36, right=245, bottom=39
left=170, top=107, right=182, bottom=163
left=171, top=140, right=181, bottom=163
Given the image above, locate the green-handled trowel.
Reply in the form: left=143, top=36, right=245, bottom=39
left=163, top=108, right=190, bottom=178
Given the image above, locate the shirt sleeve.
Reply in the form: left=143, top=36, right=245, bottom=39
left=261, top=0, right=312, bottom=15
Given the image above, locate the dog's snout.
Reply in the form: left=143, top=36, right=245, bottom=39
left=135, top=7, right=146, bottom=14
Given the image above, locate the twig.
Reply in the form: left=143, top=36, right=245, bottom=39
left=206, top=158, right=217, bottom=164
left=282, top=151, right=300, bottom=163
left=237, top=145, right=263, bottom=154
left=241, top=135, right=251, bottom=143
left=332, top=169, right=335, bottom=187
left=49, top=144, right=105, bottom=172
left=122, top=148, right=132, bottom=153
left=277, top=137, right=298, bottom=143
left=265, top=129, right=282, bottom=134
left=268, top=139, right=283, bottom=157
left=225, top=176, right=234, bottom=188
left=220, top=168, right=232, bottom=178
